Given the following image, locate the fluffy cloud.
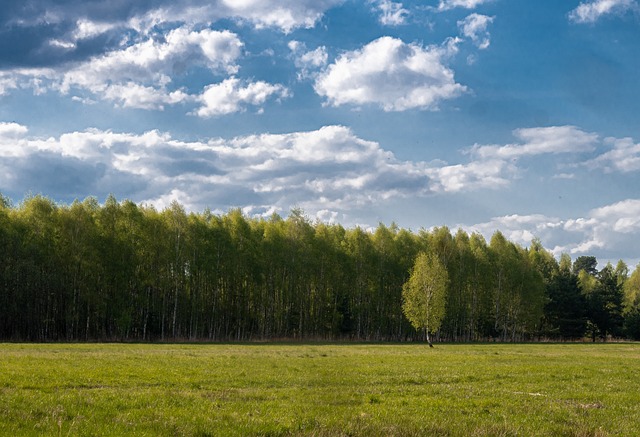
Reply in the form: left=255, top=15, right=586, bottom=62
left=1, top=0, right=343, bottom=49
left=122, top=0, right=344, bottom=34
left=0, top=124, right=395, bottom=214
left=0, top=121, right=602, bottom=218
left=569, top=0, right=636, bottom=23
left=289, top=41, right=328, bottom=79
left=194, top=78, right=290, bottom=117
left=463, top=214, right=564, bottom=248
left=426, top=159, right=515, bottom=193
left=0, top=76, right=18, bottom=96
left=585, top=137, right=640, bottom=173
left=562, top=200, right=640, bottom=257
left=463, top=199, right=640, bottom=263
left=314, top=36, right=466, bottom=111
left=0, top=122, right=522, bottom=220
left=60, top=27, right=243, bottom=95
left=371, top=0, right=409, bottom=26
left=458, top=14, right=494, bottom=49
left=470, top=126, right=599, bottom=160
left=0, top=122, right=28, bottom=140
left=101, top=83, right=191, bottom=111
left=0, top=0, right=337, bottom=112
left=438, top=0, right=493, bottom=11
left=1, top=26, right=289, bottom=114
left=217, top=0, right=345, bottom=33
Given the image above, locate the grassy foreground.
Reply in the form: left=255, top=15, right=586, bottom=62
left=0, top=343, right=639, bottom=436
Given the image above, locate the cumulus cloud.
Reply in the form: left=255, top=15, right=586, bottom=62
left=0, top=124, right=393, bottom=213
left=0, top=122, right=524, bottom=221
left=370, top=0, right=409, bottom=26
left=426, top=159, right=515, bottom=193
left=101, top=83, right=192, bottom=111
left=194, top=77, right=290, bottom=117
left=217, top=0, right=345, bottom=33
left=463, top=199, right=640, bottom=263
left=289, top=41, right=328, bottom=80
left=60, top=27, right=243, bottom=94
left=463, top=214, right=564, bottom=249
left=0, top=122, right=28, bottom=140
left=470, top=126, right=599, bottom=160
left=458, top=14, right=494, bottom=49
left=0, top=76, right=18, bottom=95
left=585, top=137, right=640, bottom=173
left=122, top=0, right=344, bottom=34
left=314, top=36, right=466, bottom=111
left=0, top=0, right=337, bottom=112
left=1, top=0, right=343, bottom=55
left=1, top=26, right=289, bottom=114
left=561, top=200, right=640, bottom=257
left=438, top=0, right=493, bottom=11
left=569, top=0, right=636, bottom=23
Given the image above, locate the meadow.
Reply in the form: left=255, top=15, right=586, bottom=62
left=0, top=343, right=638, bottom=436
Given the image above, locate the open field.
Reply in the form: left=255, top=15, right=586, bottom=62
left=0, top=343, right=639, bottom=436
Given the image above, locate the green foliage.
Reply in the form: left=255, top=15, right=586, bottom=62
left=0, top=192, right=635, bottom=342
left=543, top=265, right=587, bottom=340
left=573, top=255, right=598, bottom=276
left=402, top=252, right=448, bottom=340
left=623, top=263, right=640, bottom=313
left=585, top=264, right=625, bottom=340
left=1, top=343, right=640, bottom=436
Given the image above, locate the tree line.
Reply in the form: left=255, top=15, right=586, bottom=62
left=1, top=193, right=639, bottom=342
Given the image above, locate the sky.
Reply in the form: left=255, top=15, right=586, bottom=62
left=0, top=0, right=639, bottom=267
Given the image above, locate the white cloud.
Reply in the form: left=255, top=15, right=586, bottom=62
left=591, top=199, right=640, bottom=233
left=463, top=199, right=640, bottom=263
left=0, top=122, right=30, bottom=158
left=194, top=77, right=290, bottom=117
left=371, top=0, right=409, bottom=26
left=0, top=76, right=18, bottom=96
left=61, top=27, right=244, bottom=97
left=585, top=137, right=640, bottom=173
left=464, top=214, right=563, bottom=248
left=560, top=199, right=640, bottom=257
left=289, top=41, right=328, bottom=79
left=458, top=14, right=494, bottom=49
left=426, top=159, right=515, bottom=193
left=73, top=19, right=118, bottom=40
left=299, top=47, right=329, bottom=69
left=134, top=0, right=344, bottom=33
left=569, top=0, right=636, bottom=23
left=438, top=0, right=493, bottom=11
left=0, top=26, right=287, bottom=115
left=314, top=36, right=466, bottom=111
left=220, top=0, right=344, bottom=32
left=0, top=123, right=519, bottom=221
left=102, top=83, right=192, bottom=110
left=0, top=122, right=28, bottom=139
left=470, top=126, right=599, bottom=160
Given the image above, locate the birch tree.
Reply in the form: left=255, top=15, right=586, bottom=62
left=402, top=252, right=448, bottom=346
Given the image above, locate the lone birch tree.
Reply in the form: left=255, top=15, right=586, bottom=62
left=402, top=252, right=448, bottom=346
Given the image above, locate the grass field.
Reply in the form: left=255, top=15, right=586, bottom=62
left=0, top=343, right=639, bottom=436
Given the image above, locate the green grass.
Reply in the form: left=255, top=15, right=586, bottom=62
left=0, top=343, right=639, bottom=436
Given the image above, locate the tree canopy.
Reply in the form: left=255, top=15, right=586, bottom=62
left=0, top=193, right=638, bottom=342
left=402, top=252, right=448, bottom=345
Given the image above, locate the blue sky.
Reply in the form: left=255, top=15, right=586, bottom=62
left=1, top=0, right=640, bottom=266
